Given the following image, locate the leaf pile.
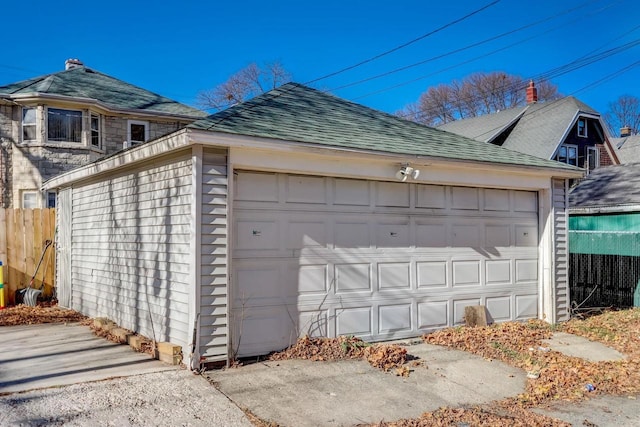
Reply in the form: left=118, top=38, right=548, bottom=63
left=0, top=304, right=86, bottom=326
left=368, top=405, right=570, bottom=427
left=270, top=335, right=409, bottom=373
left=424, top=315, right=640, bottom=406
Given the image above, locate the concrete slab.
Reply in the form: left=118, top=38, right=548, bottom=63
left=0, top=323, right=176, bottom=394
left=535, top=394, right=640, bottom=426
left=541, top=332, right=626, bottom=362
left=208, top=343, right=526, bottom=427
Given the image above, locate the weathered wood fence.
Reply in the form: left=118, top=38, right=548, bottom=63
left=0, top=209, right=56, bottom=305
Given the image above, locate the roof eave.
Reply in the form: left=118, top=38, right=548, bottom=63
left=569, top=205, right=640, bottom=215
left=5, top=92, right=204, bottom=120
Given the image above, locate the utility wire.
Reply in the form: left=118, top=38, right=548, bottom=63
left=329, top=0, right=609, bottom=93
left=304, top=0, right=502, bottom=85
left=394, top=37, right=640, bottom=123
left=205, top=1, right=502, bottom=128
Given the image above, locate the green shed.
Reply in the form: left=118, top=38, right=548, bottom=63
left=569, top=164, right=640, bottom=308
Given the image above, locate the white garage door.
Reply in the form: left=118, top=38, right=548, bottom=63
left=232, top=172, right=539, bottom=357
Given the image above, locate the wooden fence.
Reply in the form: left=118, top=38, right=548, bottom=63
left=0, top=209, right=56, bottom=306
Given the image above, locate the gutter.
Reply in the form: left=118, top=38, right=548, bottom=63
left=569, top=204, right=640, bottom=215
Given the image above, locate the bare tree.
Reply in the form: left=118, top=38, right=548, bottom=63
left=400, top=72, right=561, bottom=126
left=604, top=95, right=640, bottom=136
left=197, top=61, right=292, bottom=110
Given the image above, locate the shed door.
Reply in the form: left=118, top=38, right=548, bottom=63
left=232, top=172, right=539, bottom=357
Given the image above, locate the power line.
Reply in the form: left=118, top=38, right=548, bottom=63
left=393, top=36, right=640, bottom=123
left=329, top=0, right=609, bottom=93
left=303, top=0, right=502, bottom=85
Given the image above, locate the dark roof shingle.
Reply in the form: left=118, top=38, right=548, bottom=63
left=0, top=67, right=206, bottom=118
left=190, top=83, right=580, bottom=171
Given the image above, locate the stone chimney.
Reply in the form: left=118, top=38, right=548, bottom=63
left=526, top=80, right=538, bottom=104
left=620, top=126, right=632, bottom=137
left=65, top=58, right=84, bottom=70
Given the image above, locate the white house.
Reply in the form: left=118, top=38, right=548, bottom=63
left=44, top=83, right=583, bottom=369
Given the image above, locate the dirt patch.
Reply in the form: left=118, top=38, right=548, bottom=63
left=0, top=304, right=86, bottom=326
left=269, top=335, right=408, bottom=374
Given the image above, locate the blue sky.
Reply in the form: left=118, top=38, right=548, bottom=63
left=2, top=0, right=639, bottom=117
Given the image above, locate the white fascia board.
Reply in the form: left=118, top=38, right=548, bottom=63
left=8, top=93, right=203, bottom=121
left=189, top=129, right=584, bottom=182
left=42, top=129, right=190, bottom=189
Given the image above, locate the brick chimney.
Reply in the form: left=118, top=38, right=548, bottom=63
left=526, top=80, right=538, bottom=104
left=65, top=58, right=84, bottom=70
left=620, top=126, right=632, bottom=137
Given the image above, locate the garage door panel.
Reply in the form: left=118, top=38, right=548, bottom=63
left=235, top=172, right=279, bottom=202
left=335, top=263, right=372, bottom=293
left=376, top=182, right=410, bottom=207
left=515, top=294, right=538, bottom=319
left=333, top=178, right=370, bottom=206
left=486, top=296, right=512, bottom=321
left=484, top=189, right=510, bottom=211
left=486, top=260, right=512, bottom=285
left=286, top=221, right=327, bottom=249
left=415, top=223, right=448, bottom=247
left=376, top=222, right=410, bottom=248
left=336, top=307, right=372, bottom=336
left=417, top=261, right=448, bottom=288
left=232, top=172, right=539, bottom=357
left=379, top=304, right=412, bottom=334
left=286, top=175, right=326, bottom=204
left=452, top=260, right=481, bottom=287
left=416, top=184, right=447, bottom=209
left=485, top=224, right=511, bottom=247
left=377, top=262, right=411, bottom=290
left=451, top=187, right=480, bottom=210
left=334, top=222, right=370, bottom=248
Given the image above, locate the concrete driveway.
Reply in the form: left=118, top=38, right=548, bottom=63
left=208, top=342, right=526, bottom=427
left=0, top=323, right=175, bottom=394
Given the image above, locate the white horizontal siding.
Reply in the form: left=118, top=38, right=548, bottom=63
left=70, top=153, right=194, bottom=349
left=553, top=178, right=570, bottom=322
left=199, top=151, right=229, bottom=362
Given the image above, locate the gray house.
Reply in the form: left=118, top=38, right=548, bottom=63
left=44, top=83, right=582, bottom=368
left=438, top=86, right=619, bottom=172
left=0, top=59, right=206, bottom=208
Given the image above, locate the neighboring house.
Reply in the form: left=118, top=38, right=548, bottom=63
left=44, top=83, right=582, bottom=368
left=568, top=164, right=640, bottom=308
left=0, top=59, right=206, bottom=208
left=438, top=82, right=619, bottom=172
left=611, top=127, right=640, bottom=164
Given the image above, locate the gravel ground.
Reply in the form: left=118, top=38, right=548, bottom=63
left=0, top=370, right=252, bottom=427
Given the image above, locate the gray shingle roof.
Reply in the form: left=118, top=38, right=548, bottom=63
left=612, top=135, right=640, bottom=164
left=189, top=83, right=579, bottom=171
left=437, top=106, right=528, bottom=143
left=569, top=164, right=640, bottom=208
left=502, top=97, right=598, bottom=159
left=438, top=96, right=600, bottom=160
left=0, top=67, right=206, bottom=118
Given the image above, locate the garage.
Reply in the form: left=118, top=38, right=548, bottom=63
left=232, top=171, right=540, bottom=357
left=45, top=82, right=581, bottom=367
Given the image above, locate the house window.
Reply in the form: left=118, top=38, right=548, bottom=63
left=587, top=146, right=599, bottom=172
left=22, top=108, right=37, bottom=141
left=577, top=118, right=587, bottom=137
left=127, top=120, right=149, bottom=146
left=91, top=114, right=101, bottom=148
left=47, top=192, right=57, bottom=208
left=48, top=108, right=82, bottom=142
left=22, top=191, right=38, bottom=209
left=557, top=144, right=578, bottom=166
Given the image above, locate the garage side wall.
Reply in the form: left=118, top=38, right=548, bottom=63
left=69, top=153, right=193, bottom=348
left=553, top=178, right=570, bottom=322
left=198, top=149, right=229, bottom=362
